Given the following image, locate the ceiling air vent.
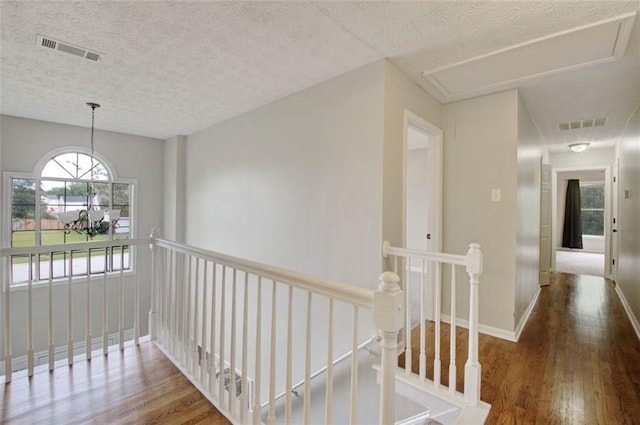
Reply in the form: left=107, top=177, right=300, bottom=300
left=36, top=34, right=103, bottom=62
left=558, top=117, right=608, bottom=131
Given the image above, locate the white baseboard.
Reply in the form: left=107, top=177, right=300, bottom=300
left=514, top=287, right=541, bottom=342
left=615, top=284, right=640, bottom=342
left=440, top=315, right=517, bottom=342
left=1, top=328, right=135, bottom=373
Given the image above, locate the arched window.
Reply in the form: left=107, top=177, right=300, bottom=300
left=8, top=149, right=133, bottom=284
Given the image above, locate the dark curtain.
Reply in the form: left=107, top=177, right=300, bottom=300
left=562, top=179, right=583, bottom=249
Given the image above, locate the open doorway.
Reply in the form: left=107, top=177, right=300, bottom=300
left=403, top=110, right=442, bottom=323
left=552, top=167, right=610, bottom=278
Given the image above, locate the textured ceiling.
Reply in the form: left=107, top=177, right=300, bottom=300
left=1, top=1, right=639, bottom=150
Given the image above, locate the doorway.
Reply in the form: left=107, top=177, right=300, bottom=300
left=403, top=110, right=442, bottom=323
left=551, top=167, right=611, bottom=278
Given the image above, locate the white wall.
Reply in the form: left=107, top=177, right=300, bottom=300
left=617, top=105, right=640, bottom=334
left=163, top=135, right=186, bottom=242
left=185, top=61, right=385, bottom=286
left=514, top=93, right=543, bottom=329
left=442, top=90, right=518, bottom=333
left=0, top=115, right=164, bottom=358
left=550, top=147, right=615, bottom=169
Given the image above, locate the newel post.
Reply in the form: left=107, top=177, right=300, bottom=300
left=374, top=271, right=404, bottom=425
left=464, top=243, right=483, bottom=405
left=149, top=228, right=159, bottom=340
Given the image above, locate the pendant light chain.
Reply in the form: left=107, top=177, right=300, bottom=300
left=87, top=102, right=100, bottom=210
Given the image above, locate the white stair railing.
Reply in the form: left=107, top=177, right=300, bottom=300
left=149, top=237, right=406, bottom=425
left=382, top=240, right=483, bottom=405
left=1, top=237, right=150, bottom=383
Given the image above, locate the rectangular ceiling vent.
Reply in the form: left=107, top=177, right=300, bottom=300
left=558, top=117, right=608, bottom=131
left=36, top=34, right=103, bottom=62
left=422, top=12, right=636, bottom=102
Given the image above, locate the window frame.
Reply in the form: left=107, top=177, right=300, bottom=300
left=3, top=147, right=138, bottom=289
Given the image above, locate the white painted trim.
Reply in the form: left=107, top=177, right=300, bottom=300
left=441, top=314, right=517, bottom=342
left=615, top=284, right=640, bottom=342
left=551, top=165, right=611, bottom=278
left=514, top=287, right=541, bottom=341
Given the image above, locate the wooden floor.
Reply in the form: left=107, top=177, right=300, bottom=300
left=400, top=272, right=640, bottom=424
left=0, top=342, right=230, bottom=424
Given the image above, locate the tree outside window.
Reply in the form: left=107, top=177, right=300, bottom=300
left=580, top=184, right=604, bottom=236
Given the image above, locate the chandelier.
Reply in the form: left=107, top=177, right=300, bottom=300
left=56, top=103, right=120, bottom=237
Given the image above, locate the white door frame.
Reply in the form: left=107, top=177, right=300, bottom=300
left=551, top=165, right=611, bottom=277
left=402, top=109, right=443, bottom=253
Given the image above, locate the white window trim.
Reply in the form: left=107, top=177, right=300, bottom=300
left=2, top=147, right=139, bottom=289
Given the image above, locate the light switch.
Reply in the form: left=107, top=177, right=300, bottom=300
left=624, top=189, right=630, bottom=199
left=491, top=188, right=501, bottom=202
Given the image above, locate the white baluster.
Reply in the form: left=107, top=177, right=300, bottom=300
left=193, top=257, right=200, bottom=375
left=405, top=257, right=412, bottom=374
left=419, top=258, right=426, bottom=381
left=86, top=252, right=92, bottom=360
left=349, top=306, right=359, bottom=425
left=148, top=230, right=158, bottom=341
left=134, top=256, right=140, bottom=345
left=464, top=243, right=483, bottom=405
left=201, top=260, right=208, bottom=385
left=434, top=261, right=442, bottom=388
left=218, top=266, right=227, bottom=408
left=241, top=272, right=249, bottom=424
left=285, top=286, right=293, bottom=425
left=102, top=248, right=108, bottom=356
left=229, top=268, right=237, bottom=415
left=4, top=253, right=12, bottom=382
left=252, top=276, right=263, bottom=425
left=375, top=271, right=404, bottom=425
left=184, top=255, right=192, bottom=367
left=324, top=298, right=334, bottom=424
left=303, top=292, right=313, bottom=424
left=119, top=247, right=125, bottom=351
left=68, top=251, right=74, bottom=365
left=27, top=254, right=34, bottom=377
left=209, top=263, right=218, bottom=397
left=449, top=265, right=457, bottom=394
left=267, top=280, right=277, bottom=425
left=48, top=252, right=55, bottom=371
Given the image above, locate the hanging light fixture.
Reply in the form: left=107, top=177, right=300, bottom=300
left=57, top=102, right=120, bottom=236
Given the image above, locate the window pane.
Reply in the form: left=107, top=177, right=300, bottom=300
left=581, top=186, right=604, bottom=209
left=42, top=153, right=110, bottom=181
left=12, top=178, right=36, bottom=208
left=112, top=184, right=130, bottom=206
left=582, top=210, right=604, bottom=236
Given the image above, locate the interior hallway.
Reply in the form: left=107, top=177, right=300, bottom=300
left=402, top=272, right=640, bottom=424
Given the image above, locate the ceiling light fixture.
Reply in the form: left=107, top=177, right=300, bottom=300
left=569, top=143, right=590, bottom=153
left=56, top=103, right=120, bottom=236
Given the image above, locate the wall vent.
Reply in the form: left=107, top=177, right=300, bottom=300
left=558, top=117, right=608, bottom=131
left=36, top=34, right=103, bottom=62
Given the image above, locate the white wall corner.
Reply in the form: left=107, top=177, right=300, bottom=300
left=514, top=286, right=541, bottom=341
left=615, top=284, right=640, bottom=342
